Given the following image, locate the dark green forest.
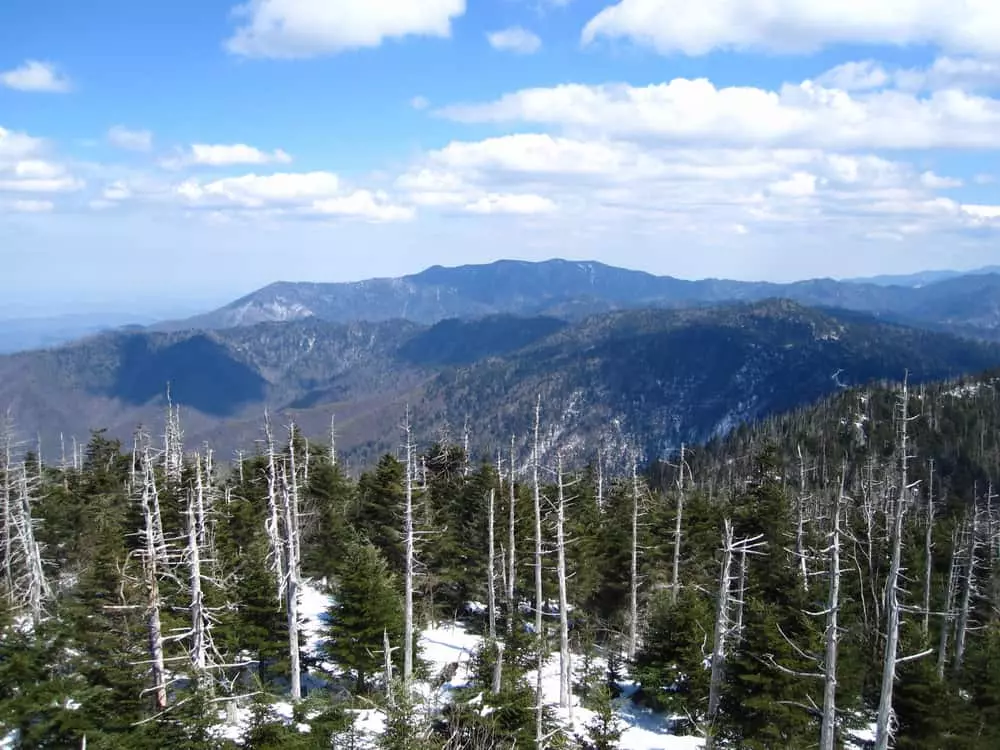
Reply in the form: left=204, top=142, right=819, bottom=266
left=3, top=370, right=1000, bottom=748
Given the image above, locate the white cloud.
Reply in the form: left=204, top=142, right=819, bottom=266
left=0, top=126, right=45, bottom=162
left=310, top=190, right=415, bottom=222
left=438, top=78, right=1000, bottom=150
left=920, top=171, right=963, bottom=188
left=177, top=170, right=413, bottom=221
left=0, top=130, right=82, bottom=193
left=10, top=199, right=54, bottom=213
left=487, top=27, right=542, bottom=54
left=581, top=0, right=1000, bottom=56
left=768, top=171, right=817, bottom=197
left=815, top=61, right=891, bottom=92
left=226, top=0, right=466, bottom=58
left=107, top=126, right=153, bottom=152
left=817, top=56, right=1000, bottom=94
left=162, top=143, right=292, bottom=169
left=178, top=171, right=341, bottom=207
left=410, top=95, right=430, bottom=110
left=0, top=60, right=70, bottom=92
left=465, top=193, right=557, bottom=214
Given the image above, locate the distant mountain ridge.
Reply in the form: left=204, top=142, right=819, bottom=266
left=6, top=301, right=1000, bottom=469
left=151, top=259, right=1000, bottom=342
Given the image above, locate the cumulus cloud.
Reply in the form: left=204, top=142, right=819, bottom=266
left=487, top=27, right=542, bottom=54
left=226, top=0, right=466, bottom=57
left=394, top=130, right=997, bottom=247
left=0, top=60, right=70, bottom=92
left=438, top=78, right=1000, bottom=150
left=107, top=126, right=153, bottom=152
left=177, top=170, right=413, bottom=221
left=465, top=193, right=557, bottom=214
left=311, top=190, right=415, bottom=222
left=581, top=0, right=1000, bottom=56
left=0, top=126, right=82, bottom=194
left=161, top=143, right=292, bottom=169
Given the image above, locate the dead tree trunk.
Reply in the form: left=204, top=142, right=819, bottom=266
left=628, top=454, right=641, bottom=660
left=507, top=436, right=517, bottom=629
left=140, top=446, right=168, bottom=711
left=403, top=412, right=416, bottom=689
left=556, top=454, right=571, bottom=718
left=954, top=508, right=977, bottom=674
left=487, top=488, right=497, bottom=642
left=937, top=526, right=960, bottom=680
left=706, top=520, right=735, bottom=750
left=819, top=472, right=845, bottom=750
left=796, top=445, right=811, bottom=592
left=283, top=429, right=303, bottom=702
left=922, top=460, right=935, bottom=637
left=875, top=376, right=929, bottom=750
left=532, top=396, right=545, bottom=750
left=672, top=443, right=686, bottom=604
left=1, top=415, right=13, bottom=601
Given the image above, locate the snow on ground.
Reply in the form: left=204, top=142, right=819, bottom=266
left=212, top=580, right=704, bottom=747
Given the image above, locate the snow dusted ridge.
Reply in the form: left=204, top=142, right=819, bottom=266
left=216, top=579, right=706, bottom=749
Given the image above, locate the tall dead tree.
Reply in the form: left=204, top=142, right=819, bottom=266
left=263, top=412, right=285, bottom=600
left=402, top=411, right=417, bottom=689
left=1, top=413, right=14, bottom=601
left=628, top=453, right=642, bottom=660
left=937, top=526, right=961, bottom=680
left=953, top=503, right=978, bottom=673
left=818, top=472, right=846, bottom=750
left=672, top=443, right=687, bottom=604
left=796, top=446, right=811, bottom=592
left=874, top=376, right=931, bottom=750
left=706, top=521, right=765, bottom=749
left=507, top=435, right=517, bottom=628
left=329, top=413, right=337, bottom=467
left=922, top=460, right=935, bottom=637
left=555, top=454, right=571, bottom=718
left=532, top=396, right=545, bottom=750
left=139, top=440, right=168, bottom=711
left=283, top=427, right=303, bottom=702
left=11, top=461, right=51, bottom=624
left=487, top=488, right=497, bottom=642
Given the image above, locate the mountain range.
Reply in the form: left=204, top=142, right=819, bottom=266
left=3, top=299, right=1000, bottom=469
left=151, top=259, right=1000, bottom=343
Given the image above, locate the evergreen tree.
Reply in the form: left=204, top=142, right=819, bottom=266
left=324, top=540, right=405, bottom=692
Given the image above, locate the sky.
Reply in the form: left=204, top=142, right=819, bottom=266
left=4, top=0, right=1000, bottom=314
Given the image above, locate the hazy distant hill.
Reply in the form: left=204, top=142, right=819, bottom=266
left=152, top=259, right=1000, bottom=342
left=4, top=301, right=1000, bottom=468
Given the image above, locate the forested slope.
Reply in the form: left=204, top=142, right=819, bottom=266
left=3, top=369, right=1000, bottom=747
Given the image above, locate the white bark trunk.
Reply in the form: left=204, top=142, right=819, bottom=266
left=487, top=488, right=497, bottom=642
left=284, top=429, right=302, bottom=702
left=628, top=455, right=640, bottom=660
left=922, top=460, right=935, bottom=636
left=937, top=527, right=960, bottom=680
left=954, top=509, right=977, bottom=673
left=141, top=448, right=168, bottom=711
left=797, top=445, right=810, bottom=592
left=507, top=435, right=516, bottom=629
left=820, top=472, right=845, bottom=750
left=706, top=519, right=734, bottom=749
left=556, top=454, right=571, bottom=717
left=874, top=377, right=913, bottom=750
left=263, top=412, right=285, bottom=602
left=1, top=418, right=13, bottom=602
left=672, top=443, right=685, bottom=604
left=403, top=413, right=415, bottom=689
left=533, top=396, right=545, bottom=750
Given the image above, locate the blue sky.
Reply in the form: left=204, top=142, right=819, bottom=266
left=3, top=0, right=1000, bottom=315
